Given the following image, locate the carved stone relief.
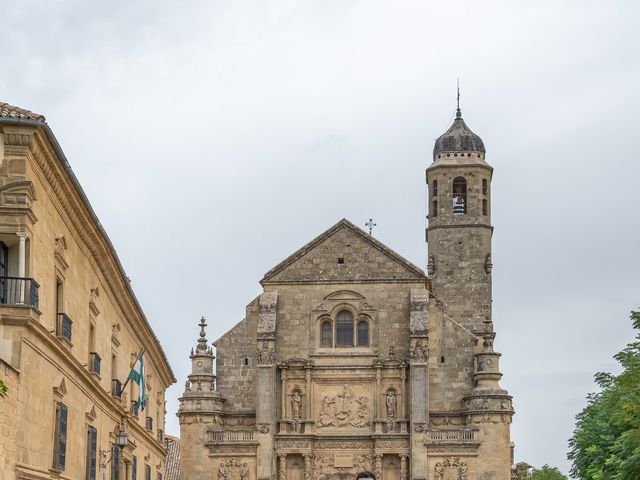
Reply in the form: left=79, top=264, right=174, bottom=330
left=256, top=343, right=275, bottom=365
left=433, top=458, right=468, bottom=480
left=258, top=292, right=278, bottom=335
left=217, top=458, right=252, bottom=480
left=317, top=385, right=370, bottom=429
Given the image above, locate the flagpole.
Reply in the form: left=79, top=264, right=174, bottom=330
left=119, top=348, right=145, bottom=397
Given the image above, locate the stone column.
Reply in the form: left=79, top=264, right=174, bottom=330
left=278, top=454, right=288, bottom=480
left=305, top=368, right=312, bottom=420
left=375, top=366, right=382, bottom=432
left=374, top=454, right=383, bottom=480
left=17, top=233, right=26, bottom=303
left=400, top=455, right=408, bottom=480
left=303, top=454, right=312, bottom=480
left=281, top=368, right=288, bottom=422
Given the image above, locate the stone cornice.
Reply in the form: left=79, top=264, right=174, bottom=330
left=19, top=123, right=174, bottom=386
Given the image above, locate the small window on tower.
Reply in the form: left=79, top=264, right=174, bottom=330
left=432, top=180, right=438, bottom=196
left=482, top=199, right=488, bottom=216
left=482, top=178, right=488, bottom=195
left=432, top=200, right=438, bottom=218
left=452, top=177, right=467, bottom=214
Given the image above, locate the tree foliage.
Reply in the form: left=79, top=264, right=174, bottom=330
left=527, top=465, right=567, bottom=480
left=0, top=378, right=7, bottom=398
left=568, top=310, right=640, bottom=480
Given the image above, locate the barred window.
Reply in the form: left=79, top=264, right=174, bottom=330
left=336, top=311, right=354, bottom=346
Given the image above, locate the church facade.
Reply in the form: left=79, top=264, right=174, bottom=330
left=178, top=108, right=515, bottom=480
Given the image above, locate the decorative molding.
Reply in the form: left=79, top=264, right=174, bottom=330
left=89, top=286, right=100, bottom=316
left=26, top=135, right=174, bottom=385
left=52, top=376, right=67, bottom=398
left=54, top=234, right=69, bottom=270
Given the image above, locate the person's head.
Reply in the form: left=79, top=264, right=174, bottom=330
left=356, top=471, right=376, bottom=480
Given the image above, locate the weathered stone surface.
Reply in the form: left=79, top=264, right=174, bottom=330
left=178, top=111, right=515, bottom=480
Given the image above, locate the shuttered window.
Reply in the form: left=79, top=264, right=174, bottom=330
left=86, top=426, right=97, bottom=480
left=53, top=402, right=68, bottom=470
left=132, top=455, right=137, bottom=480
left=145, top=464, right=152, bottom=480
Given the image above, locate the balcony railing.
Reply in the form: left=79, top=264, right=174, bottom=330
left=0, top=276, right=39, bottom=308
left=56, top=313, right=73, bottom=343
left=425, top=429, right=479, bottom=442
left=88, top=352, right=101, bottom=376
left=207, top=430, right=255, bottom=443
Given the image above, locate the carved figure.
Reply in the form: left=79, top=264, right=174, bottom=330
left=336, top=384, right=354, bottom=424
left=292, top=390, right=303, bottom=420
left=318, top=396, right=336, bottom=427
left=351, top=396, right=370, bottom=427
left=386, top=390, right=397, bottom=422
left=218, top=463, right=228, bottom=480
left=240, top=463, right=250, bottom=480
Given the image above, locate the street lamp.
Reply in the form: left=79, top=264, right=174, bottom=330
left=100, top=423, right=129, bottom=480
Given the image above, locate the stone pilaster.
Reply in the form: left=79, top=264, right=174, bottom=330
left=256, top=291, right=278, bottom=480
left=409, top=288, right=429, bottom=480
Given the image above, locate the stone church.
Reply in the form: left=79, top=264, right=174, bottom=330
left=178, top=106, right=515, bottom=480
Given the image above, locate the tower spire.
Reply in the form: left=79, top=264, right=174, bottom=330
left=456, top=79, right=461, bottom=118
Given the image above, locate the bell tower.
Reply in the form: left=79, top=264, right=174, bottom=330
left=426, top=103, right=493, bottom=332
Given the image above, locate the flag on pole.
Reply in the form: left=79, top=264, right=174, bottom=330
left=128, top=351, right=147, bottom=411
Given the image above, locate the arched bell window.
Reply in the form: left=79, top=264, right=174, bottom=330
left=336, top=311, right=354, bottom=346
left=321, top=320, right=333, bottom=347
left=357, top=320, right=369, bottom=346
left=452, top=177, right=467, bottom=214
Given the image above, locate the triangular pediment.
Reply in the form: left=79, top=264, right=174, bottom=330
left=261, top=219, right=425, bottom=284
left=53, top=376, right=67, bottom=397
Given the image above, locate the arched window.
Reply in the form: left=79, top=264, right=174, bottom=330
left=336, top=311, right=354, bottom=346
left=321, top=320, right=333, bottom=346
left=357, top=320, right=369, bottom=346
left=452, top=177, right=467, bottom=214
left=482, top=198, right=488, bottom=216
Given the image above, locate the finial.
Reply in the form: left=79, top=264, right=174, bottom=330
left=196, top=316, right=208, bottom=352
left=456, top=79, right=461, bottom=119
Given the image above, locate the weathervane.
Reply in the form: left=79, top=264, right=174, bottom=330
left=456, top=78, right=461, bottom=118
left=365, top=218, right=377, bottom=236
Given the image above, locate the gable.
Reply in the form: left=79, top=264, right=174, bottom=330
left=261, top=219, right=425, bottom=284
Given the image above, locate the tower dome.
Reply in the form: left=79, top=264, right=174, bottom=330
left=433, top=108, right=485, bottom=157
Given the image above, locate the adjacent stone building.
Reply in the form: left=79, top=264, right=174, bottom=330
left=178, top=107, right=515, bottom=479
left=0, top=102, right=176, bottom=480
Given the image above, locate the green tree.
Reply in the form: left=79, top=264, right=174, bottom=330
left=0, top=378, right=7, bottom=398
left=568, top=310, right=640, bottom=480
left=527, top=465, right=567, bottom=480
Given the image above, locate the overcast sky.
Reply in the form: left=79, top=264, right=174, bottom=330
left=2, top=1, right=639, bottom=475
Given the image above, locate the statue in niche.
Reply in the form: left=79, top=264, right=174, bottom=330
left=318, top=395, right=336, bottom=427
left=386, top=390, right=397, bottom=422
left=292, top=390, right=303, bottom=420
